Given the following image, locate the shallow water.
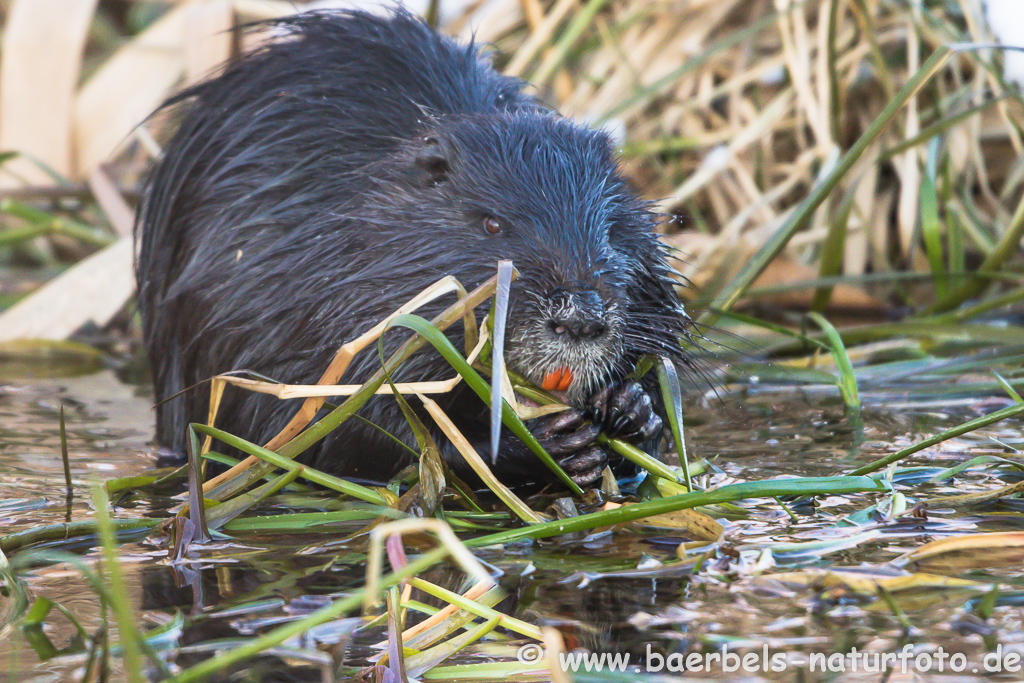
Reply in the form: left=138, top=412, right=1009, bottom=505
left=2, top=354, right=1023, bottom=682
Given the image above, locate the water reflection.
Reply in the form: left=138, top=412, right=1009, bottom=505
left=1, top=360, right=1022, bottom=681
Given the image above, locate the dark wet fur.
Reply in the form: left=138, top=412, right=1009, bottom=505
left=136, top=9, right=696, bottom=486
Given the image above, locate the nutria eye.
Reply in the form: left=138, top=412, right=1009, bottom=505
left=482, top=216, right=502, bottom=235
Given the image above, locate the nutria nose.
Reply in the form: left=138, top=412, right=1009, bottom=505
left=547, top=288, right=607, bottom=342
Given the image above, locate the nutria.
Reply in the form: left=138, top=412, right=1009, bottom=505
left=135, top=9, right=696, bottom=488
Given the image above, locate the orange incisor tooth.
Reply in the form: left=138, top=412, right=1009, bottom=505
left=542, top=367, right=573, bottom=392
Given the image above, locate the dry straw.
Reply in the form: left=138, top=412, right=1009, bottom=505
left=1, top=0, right=1021, bottom=333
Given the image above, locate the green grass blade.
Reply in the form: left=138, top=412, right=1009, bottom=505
left=466, top=476, right=887, bottom=547
left=222, top=509, right=390, bottom=533
left=811, top=182, right=856, bottom=312
left=946, top=202, right=966, bottom=291
left=192, top=424, right=386, bottom=505
left=93, top=486, right=144, bottom=683
left=604, top=437, right=683, bottom=483
left=927, top=285, right=1024, bottom=324
left=185, top=427, right=210, bottom=542
left=204, top=467, right=303, bottom=530
left=992, top=372, right=1024, bottom=403
left=920, top=138, right=948, bottom=297
left=656, top=356, right=691, bottom=490
left=882, top=97, right=1005, bottom=158
left=924, top=185, right=1024, bottom=313
left=406, top=577, right=541, bottom=640
left=805, top=312, right=861, bottom=412
left=849, top=401, right=1024, bottom=475
left=529, top=0, right=614, bottom=86
left=0, top=519, right=161, bottom=554
left=769, top=320, right=1024, bottom=350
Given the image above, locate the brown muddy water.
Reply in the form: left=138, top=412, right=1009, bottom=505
left=1, top=352, right=1024, bottom=682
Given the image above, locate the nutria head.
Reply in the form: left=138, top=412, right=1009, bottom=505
left=361, top=110, right=693, bottom=405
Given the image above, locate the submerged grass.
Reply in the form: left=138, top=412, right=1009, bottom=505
left=2, top=0, right=1024, bottom=680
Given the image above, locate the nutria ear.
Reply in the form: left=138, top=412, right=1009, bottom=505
left=415, top=135, right=449, bottom=182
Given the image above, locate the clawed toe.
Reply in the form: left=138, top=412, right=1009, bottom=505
left=558, top=445, right=607, bottom=486
left=544, top=423, right=602, bottom=456
left=587, top=380, right=663, bottom=441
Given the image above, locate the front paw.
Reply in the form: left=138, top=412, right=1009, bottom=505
left=530, top=408, right=601, bottom=456
left=557, top=446, right=607, bottom=487
left=587, top=380, right=662, bottom=441
left=529, top=409, right=606, bottom=486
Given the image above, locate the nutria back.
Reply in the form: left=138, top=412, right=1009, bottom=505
left=136, top=9, right=692, bottom=486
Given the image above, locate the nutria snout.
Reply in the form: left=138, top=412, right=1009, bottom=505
left=135, top=9, right=696, bottom=488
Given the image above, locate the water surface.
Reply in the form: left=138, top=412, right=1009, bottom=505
left=2, top=355, right=1023, bottom=681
